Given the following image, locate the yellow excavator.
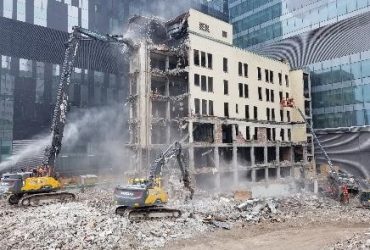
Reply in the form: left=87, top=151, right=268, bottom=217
left=0, top=26, right=133, bottom=206
left=114, top=141, right=194, bottom=221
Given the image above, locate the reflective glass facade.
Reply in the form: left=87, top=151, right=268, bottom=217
left=230, top=0, right=370, bottom=129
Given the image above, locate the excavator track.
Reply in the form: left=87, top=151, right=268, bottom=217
left=116, top=206, right=182, bottom=221
left=19, top=192, right=76, bottom=207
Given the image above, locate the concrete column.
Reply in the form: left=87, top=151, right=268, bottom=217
left=264, top=146, right=268, bottom=165
left=214, top=147, right=220, bottom=191
left=276, top=145, right=280, bottom=164
left=251, top=168, right=256, bottom=182
left=233, top=146, right=238, bottom=186
left=231, top=124, right=236, bottom=142
left=165, top=79, right=170, bottom=144
left=277, top=165, right=281, bottom=179
left=188, top=122, right=195, bottom=172
left=303, top=145, right=308, bottom=164
left=251, top=146, right=255, bottom=166
left=290, top=147, right=294, bottom=163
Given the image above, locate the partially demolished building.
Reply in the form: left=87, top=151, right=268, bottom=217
left=127, top=9, right=313, bottom=189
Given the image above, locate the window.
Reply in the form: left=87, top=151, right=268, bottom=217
left=244, top=84, right=249, bottom=98
left=208, top=77, right=213, bottom=92
left=287, top=111, right=291, bottom=122
left=266, top=89, right=270, bottom=101
left=258, top=87, right=262, bottom=100
left=238, top=83, right=243, bottom=97
left=246, top=126, right=250, bottom=140
left=223, top=58, right=228, bottom=72
left=244, top=63, right=248, bottom=77
left=199, top=22, right=210, bottom=32
left=254, top=106, right=258, bottom=120
left=280, top=110, right=284, bottom=121
left=201, top=75, right=207, bottom=91
left=222, top=31, right=228, bottom=38
left=194, top=50, right=199, bottom=66
left=207, top=53, right=213, bottom=69
left=288, top=129, right=291, bottom=141
left=209, top=100, right=214, bottom=115
left=286, top=92, right=289, bottom=99
left=254, top=127, right=258, bottom=140
left=285, top=74, right=289, bottom=86
left=279, top=91, right=283, bottom=102
left=245, top=105, right=250, bottom=119
left=257, top=67, right=262, bottom=80
left=266, top=108, right=270, bottom=120
left=272, top=128, right=276, bottom=141
left=201, top=52, right=206, bottom=67
left=267, top=128, right=271, bottom=141
left=202, top=99, right=207, bottom=115
left=236, top=104, right=239, bottom=114
left=194, top=98, right=200, bottom=114
left=272, top=108, right=275, bottom=121
left=265, top=69, right=269, bottom=82
left=238, top=62, right=243, bottom=76
left=194, top=74, right=200, bottom=86
left=271, top=90, right=275, bottom=102
left=270, top=70, right=274, bottom=83
left=280, top=129, right=285, bottom=141
left=224, top=80, right=229, bottom=95
left=278, top=73, right=282, bottom=85
left=224, top=103, right=229, bottom=117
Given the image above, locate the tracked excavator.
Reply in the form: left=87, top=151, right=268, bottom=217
left=281, top=98, right=360, bottom=202
left=114, top=141, right=194, bottom=221
left=0, top=27, right=132, bottom=206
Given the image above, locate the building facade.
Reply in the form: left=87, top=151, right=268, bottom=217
left=126, top=9, right=312, bottom=189
left=228, top=0, right=370, bottom=177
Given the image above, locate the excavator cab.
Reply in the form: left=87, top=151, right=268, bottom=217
left=360, top=190, right=370, bottom=208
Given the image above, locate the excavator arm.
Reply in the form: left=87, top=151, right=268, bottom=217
left=147, top=141, right=194, bottom=199
left=43, top=26, right=131, bottom=173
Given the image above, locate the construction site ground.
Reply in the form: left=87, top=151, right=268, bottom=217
left=0, top=185, right=369, bottom=250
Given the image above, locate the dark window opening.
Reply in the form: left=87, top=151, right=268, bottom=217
left=270, top=70, right=274, bottom=83
left=193, top=123, right=214, bottom=143
left=224, top=80, right=229, bottom=95
left=265, top=69, right=269, bottom=82
left=194, top=98, right=200, bottom=114
left=238, top=83, right=243, bottom=97
left=280, top=110, right=284, bottom=122
left=244, top=84, right=249, bottom=98
left=209, top=100, right=214, bottom=116
left=222, top=125, right=233, bottom=143
left=266, top=88, right=270, bottom=101
left=287, top=111, right=291, bottom=122
left=246, top=126, right=250, bottom=140
left=266, top=108, right=270, bottom=121
left=279, top=91, right=283, bottom=102
left=201, top=75, right=207, bottom=91
left=257, top=67, right=262, bottom=80
left=271, top=90, right=274, bottom=102
left=244, top=63, right=248, bottom=77
left=267, top=128, right=271, bottom=141
left=202, top=99, right=207, bottom=115
left=224, top=102, right=229, bottom=117
left=208, top=77, right=213, bottom=92
left=258, top=87, right=262, bottom=100
left=201, top=51, right=206, bottom=67
left=286, top=92, right=289, bottom=99
left=223, top=58, right=228, bottom=72
left=280, top=129, right=285, bottom=141
left=272, top=128, right=276, bottom=141
left=278, top=73, right=282, bottom=85
left=254, top=106, right=258, bottom=120
left=285, top=74, right=289, bottom=86
left=207, top=53, right=213, bottom=69
left=254, top=127, right=258, bottom=140
left=238, top=62, right=243, bottom=76
left=194, top=74, right=200, bottom=86
left=222, top=31, right=228, bottom=38
left=194, top=50, right=199, bottom=66
left=236, top=104, right=239, bottom=114
left=245, top=105, right=250, bottom=119
left=288, top=129, right=291, bottom=141
left=272, top=108, right=275, bottom=121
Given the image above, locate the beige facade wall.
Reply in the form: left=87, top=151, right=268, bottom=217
left=187, top=9, right=307, bottom=143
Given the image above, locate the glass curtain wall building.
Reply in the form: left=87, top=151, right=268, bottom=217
left=229, top=0, right=370, bottom=129
left=0, top=0, right=228, bottom=168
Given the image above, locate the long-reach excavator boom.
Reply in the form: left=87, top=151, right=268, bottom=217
left=43, top=26, right=131, bottom=173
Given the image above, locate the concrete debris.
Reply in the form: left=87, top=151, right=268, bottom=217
left=1, top=189, right=370, bottom=249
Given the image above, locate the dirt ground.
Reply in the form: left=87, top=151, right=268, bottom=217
left=166, top=221, right=369, bottom=250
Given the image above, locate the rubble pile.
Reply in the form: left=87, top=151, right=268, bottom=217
left=0, top=189, right=369, bottom=249
left=330, top=229, right=370, bottom=250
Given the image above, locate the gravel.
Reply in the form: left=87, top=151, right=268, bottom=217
left=0, top=187, right=369, bottom=250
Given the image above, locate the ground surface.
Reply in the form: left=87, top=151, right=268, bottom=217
left=0, top=186, right=369, bottom=250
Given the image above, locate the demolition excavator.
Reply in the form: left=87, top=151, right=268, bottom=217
left=114, top=141, right=194, bottom=221
left=281, top=98, right=360, bottom=202
left=0, top=27, right=132, bottom=206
